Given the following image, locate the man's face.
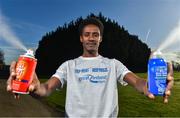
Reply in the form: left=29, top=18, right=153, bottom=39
left=80, top=24, right=102, bottom=53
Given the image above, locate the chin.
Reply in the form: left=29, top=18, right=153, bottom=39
left=87, top=49, right=97, bottom=54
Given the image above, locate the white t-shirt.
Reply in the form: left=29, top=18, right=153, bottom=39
left=52, top=55, right=131, bottom=117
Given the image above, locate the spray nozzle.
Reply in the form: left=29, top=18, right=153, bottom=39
left=24, top=49, right=34, bottom=57
left=152, top=50, right=163, bottom=58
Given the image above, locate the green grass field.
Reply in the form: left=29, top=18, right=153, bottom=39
left=40, top=71, right=180, bottom=117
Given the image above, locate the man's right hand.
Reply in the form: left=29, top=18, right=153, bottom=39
left=6, top=61, right=40, bottom=99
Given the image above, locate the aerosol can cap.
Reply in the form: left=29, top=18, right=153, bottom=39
left=24, top=49, right=35, bottom=58
left=152, top=50, right=162, bottom=58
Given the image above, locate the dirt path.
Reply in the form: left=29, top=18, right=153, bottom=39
left=0, top=79, right=64, bottom=117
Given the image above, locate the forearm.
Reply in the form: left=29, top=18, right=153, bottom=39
left=124, top=72, right=147, bottom=94
left=134, top=78, right=147, bottom=94
left=31, top=83, right=52, bottom=97
left=30, top=77, right=61, bottom=98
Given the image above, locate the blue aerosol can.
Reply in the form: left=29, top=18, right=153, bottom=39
left=148, top=51, right=167, bottom=96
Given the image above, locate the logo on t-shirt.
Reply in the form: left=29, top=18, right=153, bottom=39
left=79, top=74, right=108, bottom=83
left=75, top=68, right=109, bottom=83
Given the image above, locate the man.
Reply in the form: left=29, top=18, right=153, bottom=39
left=7, top=17, right=174, bottom=117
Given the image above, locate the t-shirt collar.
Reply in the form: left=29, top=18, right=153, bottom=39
left=79, top=55, right=102, bottom=60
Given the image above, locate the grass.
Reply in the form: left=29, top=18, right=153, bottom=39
left=40, top=71, right=180, bottom=117
left=39, top=79, right=66, bottom=112
left=119, top=82, right=180, bottom=117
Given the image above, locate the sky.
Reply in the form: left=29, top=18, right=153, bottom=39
left=0, top=0, right=180, bottom=65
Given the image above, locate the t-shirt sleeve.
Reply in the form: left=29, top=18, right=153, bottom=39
left=51, top=61, right=67, bottom=88
left=114, top=59, right=131, bottom=86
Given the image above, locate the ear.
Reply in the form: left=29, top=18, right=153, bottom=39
left=80, top=36, right=83, bottom=42
left=99, top=36, right=102, bottom=43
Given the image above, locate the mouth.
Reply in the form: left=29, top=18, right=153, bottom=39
left=86, top=43, right=96, bottom=47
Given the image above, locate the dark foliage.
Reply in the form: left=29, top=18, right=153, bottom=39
left=0, top=49, right=5, bottom=65
left=35, top=13, right=151, bottom=77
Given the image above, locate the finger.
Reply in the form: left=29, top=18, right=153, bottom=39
left=167, top=62, right=173, bottom=79
left=10, top=61, right=16, bottom=73
left=6, top=77, right=12, bottom=92
left=164, top=86, right=172, bottom=104
left=11, top=71, right=16, bottom=76
left=164, top=81, right=173, bottom=99
left=143, top=82, right=155, bottom=99
left=28, top=84, right=35, bottom=92
left=14, top=93, right=20, bottom=100
left=7, top=61, right=17, bottom=91
left=165, top=90, right=171, bottom=96
left=166, top=79, right=174, bottom=92
left=164, top=94, right=168, bottom=104
left=6, top=73, right=16, bottom=92
left=167, top=76, right=174, bottom=81
left=28, top=73, right=41, bottom=94
left=32, top=73, right=39, bottom=83
left=163, top=82, right=173, bottom=104
left=7, top=85, right=12, bottom=92
left=28, top=74, right=39, bottom=92
left=7, top=71, right=17, bottom=92
left=147, top=92, right=155, bottom=99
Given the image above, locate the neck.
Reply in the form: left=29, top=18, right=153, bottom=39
left=82, top=51, right=99, bottom=57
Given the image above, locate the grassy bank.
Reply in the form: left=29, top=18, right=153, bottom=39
left=41, top=71, right=180, bottom=117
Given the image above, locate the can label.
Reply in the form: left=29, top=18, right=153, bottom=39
left=12, top=54, right=37, bottom=94
left=16, top=60, right=28, bottom=81
left=148, top=58, right=167, bottom=96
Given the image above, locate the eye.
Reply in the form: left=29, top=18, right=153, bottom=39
left=92, top=32, right=100, bottom=38
left=83, top=32, right=90, bottom=37
left=82, top=32, right=100, bottom=38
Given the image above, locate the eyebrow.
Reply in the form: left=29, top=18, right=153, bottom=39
left=83, top=32, right=99, bottom=34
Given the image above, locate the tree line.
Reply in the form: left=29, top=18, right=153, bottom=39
left=0, top=49, right=4, bottom=65
left=0, top=13, right=151, bottom=76
left=1, top=13, right=180, bottom=76
left=35, top=13, right=151, bottom=77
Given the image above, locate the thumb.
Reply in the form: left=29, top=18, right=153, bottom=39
left=143, top=82, right=155, bottom=99
left=146, top=92, right=155, bottom=99
left=28, top=84, right=35, bottom=92
left=28, top=73, right=40, bottom=92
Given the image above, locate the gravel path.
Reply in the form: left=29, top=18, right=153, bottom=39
left=0, top=79, right=64, bottom=117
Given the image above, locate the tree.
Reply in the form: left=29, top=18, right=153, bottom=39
left=0, top=49, right=5, bottom=65
left=35, top=13, right=151, bottom=76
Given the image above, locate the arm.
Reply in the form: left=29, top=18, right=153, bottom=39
left=7, top=61, right=62, bottom=98
left=29, top=75, right=62, bottom=97
left=123, top=62, right=174, bottom=103
left=123, top=72, right=154, bottom=99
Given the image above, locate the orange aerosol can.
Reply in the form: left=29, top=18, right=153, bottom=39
left=12, top=49, right=37, bottom=94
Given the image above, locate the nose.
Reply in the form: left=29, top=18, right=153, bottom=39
left=88, top=34, right=96, bottom=41
left=89, top=37, right=94, bottom=41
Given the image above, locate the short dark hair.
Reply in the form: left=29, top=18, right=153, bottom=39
left=79, top=17, right=104, bottom=36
